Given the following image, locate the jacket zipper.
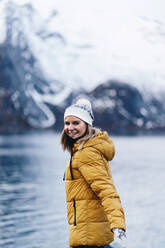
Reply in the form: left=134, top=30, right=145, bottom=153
left=70, top=152, right=74, bottom=180
left=73, top=199, right=76, bottom=226
left=70, top=151, right=76, bottom=226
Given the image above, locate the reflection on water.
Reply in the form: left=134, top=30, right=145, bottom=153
left=0, top=132, right=69, bottom=248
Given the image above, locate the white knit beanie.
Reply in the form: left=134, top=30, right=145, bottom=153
left=64, top=98, right=94, bottom=126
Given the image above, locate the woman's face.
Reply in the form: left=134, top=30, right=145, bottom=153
left=64, top=116, right=87, bottom=139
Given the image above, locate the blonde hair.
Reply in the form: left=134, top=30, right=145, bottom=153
left=60, top=125, right=100, bottom=153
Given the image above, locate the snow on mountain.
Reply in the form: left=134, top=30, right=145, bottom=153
left=0, top=0, right=165, bottom=131
left=1, top=0, right=165, bottom=92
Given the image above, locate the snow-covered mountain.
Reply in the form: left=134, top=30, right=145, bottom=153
left=0, top=0, right=165, bottom=132
left=1, top=0, right=165, bottom=90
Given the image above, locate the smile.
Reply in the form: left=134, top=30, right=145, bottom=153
left=68, top=131, right=79, bottom=135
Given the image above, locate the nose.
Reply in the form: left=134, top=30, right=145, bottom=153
left=67, top=124, right=74, bottom=130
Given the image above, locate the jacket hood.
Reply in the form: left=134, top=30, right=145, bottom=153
left=74, top=131, right=115, bottom=161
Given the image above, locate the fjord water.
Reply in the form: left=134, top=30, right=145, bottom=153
left=0, top=132, right=165, bottom=248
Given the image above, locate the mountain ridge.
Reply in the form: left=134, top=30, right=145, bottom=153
left=0, top=1, right=165, bottom=134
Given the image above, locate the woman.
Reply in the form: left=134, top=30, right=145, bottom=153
left=61, top=98, right=126, bottom=248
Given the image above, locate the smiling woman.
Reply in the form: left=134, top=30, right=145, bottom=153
left=64, top=116, right=87, bottom=140
left=60, top=98, right=126, bottom=248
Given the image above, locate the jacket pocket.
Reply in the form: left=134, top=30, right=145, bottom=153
left=73, top=199, right=76, bottom=226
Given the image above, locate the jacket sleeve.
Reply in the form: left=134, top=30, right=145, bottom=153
left=78, top=147, right=126, bottom=231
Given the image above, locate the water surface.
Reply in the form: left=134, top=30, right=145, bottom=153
left=0, top=132, right=165, bottom=248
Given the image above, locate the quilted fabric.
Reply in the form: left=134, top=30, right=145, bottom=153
left=65, top=131, right=126, bottom=247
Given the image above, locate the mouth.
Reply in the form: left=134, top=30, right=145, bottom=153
left=67, top=131, right=79, bottom=138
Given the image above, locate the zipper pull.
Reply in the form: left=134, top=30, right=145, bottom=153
left=63, top=172, right=65, bottom=181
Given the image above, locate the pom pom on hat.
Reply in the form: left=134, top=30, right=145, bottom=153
left=64, top=98, right=94, bottom=126
left=76, top=98, right=92, bottom=112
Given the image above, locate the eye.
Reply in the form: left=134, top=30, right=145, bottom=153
left=65, top=121, right=70, bottom=125
left=73, top=121, right=80, bottom=125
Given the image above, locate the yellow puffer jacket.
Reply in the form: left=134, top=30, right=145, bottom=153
left=65, top=131, right=126, bottom=247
